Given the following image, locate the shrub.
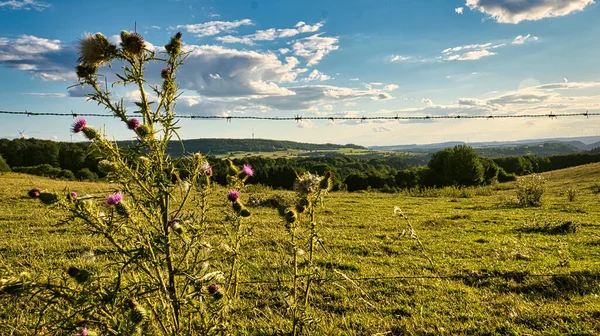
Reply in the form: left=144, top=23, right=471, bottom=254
left=57, top=169, right=75, bottom=180
left=76, top=168, right=96, bottom=181
left=498, top=168, right=517, bottom=183
left=0, top=154, right=10, bottom=172
left=516, top=174, right=546, bottom=207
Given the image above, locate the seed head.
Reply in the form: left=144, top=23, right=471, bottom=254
left=78, top=33, right=116, bottom=66
left=136, top=125, right=151, bottom=138
left=165, top=34, right=183, bottom=57
left=294, top=172, right=321, bottom=196
left=76, top=64, right=98, bottom=79
left=82, top=126, right=100, bottom=141
left=207, top=283, right=223, bottom=300
left=120, top=31, right=145, bottom=57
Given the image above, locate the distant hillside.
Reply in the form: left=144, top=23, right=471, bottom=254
left=370, top=135, right=600, bottom=152
left=475, top=142, right=581, bottom=158
left=161, top=138, right=366, bottom=156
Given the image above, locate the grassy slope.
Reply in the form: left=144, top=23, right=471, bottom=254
left=1, top=164, right=600, bottom=334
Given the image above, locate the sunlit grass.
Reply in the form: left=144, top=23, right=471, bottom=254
left=1, top=163, right=600, bottom=334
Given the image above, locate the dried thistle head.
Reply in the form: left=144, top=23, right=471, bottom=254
left=78, top=33, right=116, bottom=66
left=294, top=172, right=321, bottom=196
left=75, top=64, right=98, bottom=79
left=120, top=31, right=145, bottom=57
left=165, top=33, right=183, bottom=57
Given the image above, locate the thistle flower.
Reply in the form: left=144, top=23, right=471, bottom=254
left=82, top=126, right=100, bottom=141
left=161, top=68, right=171, bottom=79
left=104, top=192, right=123, bottom=206
left=207, top=283, right=223, bottom=300
left=71, top=118, right=86, bottom=133
left=136, top=124, right=151, bottom=138
left=165, top=34, right=183, bottom=57
left=68, top=191, right=77, bottom=200
left=75, top=328, right=88, bottom=336
left=126, top=299, right=148, bottom=324
left=242, top=164, right=254, bottom=177
left=75, top=64, right=98, bottom=79
left=120, top=31, right=145, bottom=57
left=98, top=160, right=118, bottom=174
left=227, top=190, right=240, bottom=202
left=200, top=161, right=212, bottom=176
left=78, top=33, right=116, bottom=66
left=169, top=220, right=184, bottom=234
left=28, top=188, right=40, bottom=198
left=126, top=118, right=140, bottom=130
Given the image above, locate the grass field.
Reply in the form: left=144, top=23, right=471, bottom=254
left=214, top=147, right=427, bottom=159
left=1, top=164, right=600, bottom=335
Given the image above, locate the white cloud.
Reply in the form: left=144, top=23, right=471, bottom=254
left=176, top=19, right=253, bottom=37
left=390, top=55, right=410, bottom=62
left=349, top=78, right=359, bottom=81
left=369, top=82, right=383, bottom=86
left=455, top=7, right=464, bottom=14
left=279, top=48, right=290, bottom=54
left=150, top=25, right=161, bottom=30
left=384, top=84, right=399, bottom=91
left=322, top=104, right=334, bottom=111
left=291, top=33, right=339, bottom=66
left=373, top=126, right=392, bottom=132
left=0, top=35, right=75, bottom=81
left=23, top=92, right=67, bottom=97
left=512, top=34, right=539, bottom=45
left=304, top=69, right=331, bottom=81
left=216, top=21, right=324, bottom=45
left=422, top=98, right=434, bottom=106
left=454, top=49, right=496, bottom=61
left=0, top=0, right=50, bottom=11
left=466, top=0, right=594, bottom=24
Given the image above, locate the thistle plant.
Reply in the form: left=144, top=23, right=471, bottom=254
left=0, top=30, right=237, bottom=335
left=274, top=171, right=332, bottom=336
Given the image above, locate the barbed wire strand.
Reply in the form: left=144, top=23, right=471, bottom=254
left=0, top=110, right=598, bottom=122
left=237, top=272, right=600, bottom=285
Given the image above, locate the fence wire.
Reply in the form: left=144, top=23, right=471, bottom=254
left=1, top=110, right=599, bottom=122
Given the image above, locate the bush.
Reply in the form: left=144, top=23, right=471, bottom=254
left=498, top=168, right=517, bottom=183
left=0, top=154, right=10, bottom=172
left=76, top=168, right=97, bottom=181
left=516, top=174, right=546, bottom=207
left=57, top=169, right=76, bottom=180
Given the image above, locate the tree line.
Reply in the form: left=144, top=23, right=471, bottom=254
left=2, top=138, right=600, bottom=192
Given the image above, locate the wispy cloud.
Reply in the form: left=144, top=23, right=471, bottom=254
left=466, top=0, right=594, bottom=24
left=0, top=0, right=50, bottom=11
left=216, top=21, right=323, bottom=45
left=175, top=19, right=253, bottom=37
left=304, top=69, right=331, bottom=81
left=291, top=33, right=339, bottom=66
left=455, top=7, right=464, bottom=14
left=390, top=55, right=410, bottom=62
left=512, top=34, right=538, bottom=45
left=23, top=92, right=66, bottom=97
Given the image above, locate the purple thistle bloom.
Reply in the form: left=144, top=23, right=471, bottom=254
left=75, top=328, right=88, bottom=336
left=227, top=190, right=240, bottom=202
left=104, top=191, right=123, bottom=206
left=175, top=31, right=182, bottom=39
left=242, top=164, right=254, bottom=177
left=161, top=68, right=171, bottom=79
left=207, top=283, right=219, bottom=295
left=71, top=118, right=86, bottom=133
left=69, top=191, right=77, bottom=200
left=126, top=118, right=140, bottom=130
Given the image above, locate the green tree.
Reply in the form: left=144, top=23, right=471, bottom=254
left=428, top=145, right=484, bottom=187
left=0, top=154, right=10, bottom=172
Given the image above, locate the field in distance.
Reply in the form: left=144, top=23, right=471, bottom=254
left=0, top=164, right=599, bottom=334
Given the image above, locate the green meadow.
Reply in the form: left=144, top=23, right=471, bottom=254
left=1, top=163, right=600, bottom=335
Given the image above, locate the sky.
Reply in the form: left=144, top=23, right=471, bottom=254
left=0, top=0, right=599, bottom=146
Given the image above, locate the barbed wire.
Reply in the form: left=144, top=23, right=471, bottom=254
left=1, top=110, right=598, bottom=122
left=237, top=271, right=600, bottom=285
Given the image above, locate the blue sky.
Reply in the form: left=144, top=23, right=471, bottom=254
left=0, top=0, right=599, bottom=145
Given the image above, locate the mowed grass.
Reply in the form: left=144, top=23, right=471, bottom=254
left=1, top=164, right=600, bottom=335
